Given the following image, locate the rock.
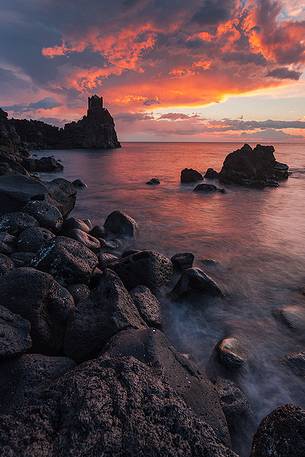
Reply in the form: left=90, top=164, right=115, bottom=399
left=90, top=224, right=106, bottom=239
left=194, top=183, right=225, bottom=193
left=130, top=285, right=162, bottom=328
left=111, top=250, right=173, bottom=291
left=104, top=210, right=138, bottom=237
left=171, top=252, right=194, bottom=271
left=64, top=269, right=146, bottom=362
left=217, top=337, right=248, bottom=370
left=23, top=156, right=63, bottom=173
left=17, top=226, right=55, bottom=252
left=0, top=175, right=48, bottom=215
left=0, top=211, right=38, bottom=235
left=67, top=284, right=90, bottom=304
left=0, top=305, right=31, bottom=360
left=219, top=143, right=289, bottom=188
left=215, top=377, right=255, bottom=456
left=0, top=253, right=14, bottom=276
left=11, top=251, right=35, bottom=267
left=66, top=228, right=101, bottom=250
left=23, top=200, right=63, bottom=231
left=205, top=168, right=219, bottom=179
left=63, top=217, right=91, bottom=233
left=171, top=267, right=223, bottom=300
left=0, top=231, right=16, bottom=254
left=72, top=178, right=87, bottom=189
left=104, top=328, right=231, bottom=447
left=273, top=305, right=305, bottom=334
left=100, top=238, right=122, bottom=251
left=32, top=236, right=98, bottom=286
left=0, top=355, right=237, bottom=457
left=0, top=354, right=75, bottom=414
left=251, top=404, right=305, bottom=457
left=146, top=177, right=160, bottom=185
left=45, top=178, right=76, bottom=217
left=282, top=351, right=305, bottom=377
left=121, top=249, right=141, bottom=257
left=98, top=252, right=118, bottom=269
left=181, top=168, right=203, bottom=183
left=0, top=268, right=74, bottom=354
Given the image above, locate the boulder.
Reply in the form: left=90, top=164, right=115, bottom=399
left=130, top=285, right=162, bottom=328
left=181, top=168, right=203, bottom=183
left=67, top=284, right=90, bottom=304
left=194, top=183, right=225, bottom=193
left=72, top=178, right=87, bottom=189
left=146, top=177, right=160, bottom=185
left=282, top=351, right=305, bottom=377
left=66, top=228, right=101, bottom=251
left=90, top=224, right=106, bottom=239
left=0, top=175, right=48, bottom=215
left=0, top=253, right=14, bottom=276
left=64, top=269, right=146, bottom=362
left=0, top=355, right=237, bottom=457
left=0, top=305, right=31, bottom=360
left=110, top=250, right=173, bottom=291
left=273, top=305, right=305, bottom=335
left=11, top=251, right=35, bottom=267
left=205, top=168, right=219, bottom=179
left=17, top=226, right=55, bottom=252
left=171, top=267, right=223, bottom=300
left=0, top=354, right=75, bottom=414
left=0, top=231, right=16, bottom=254
left=251, top=404, right=305, bottom=457
left=104, top=328, right=231, bottom=447
left=0, top=211, right=38, bottom=235
left=0, top=268, right=74, bottom=354
left=32, top=236, right=98, bottom=286
left=23, top=200, right=63, bottom=231
left=104, top=210, right=137, bottom=237
left=23, top=156, right=63, bottom=173
left=171, top=252, right=194, bottom=271
left=98, top=252, right=118, bottom=269
left=217, top=337, right=248, bottom=370
left=62, top=217, right=91, bottom=233
left=45, top=178, right=76, bottom=217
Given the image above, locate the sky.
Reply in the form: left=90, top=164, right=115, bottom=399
left=0, top=0, right=305, bottom=142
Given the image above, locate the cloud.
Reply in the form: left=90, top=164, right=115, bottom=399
left=267, top=67, right=302, bottom=80
left=3, top=97, right=61, bottom=114
left=192, top=0, right=237, bottom=25
left=158, top=113, right=201, bottom=120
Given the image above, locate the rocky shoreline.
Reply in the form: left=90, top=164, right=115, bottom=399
left=0, top=110, right=303, bottom=456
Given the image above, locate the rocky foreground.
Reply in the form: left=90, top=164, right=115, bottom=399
left=0, top=121, right=303, bottom=456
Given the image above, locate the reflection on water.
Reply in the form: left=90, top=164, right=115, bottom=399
left=37, top=142, right=305, bottom=450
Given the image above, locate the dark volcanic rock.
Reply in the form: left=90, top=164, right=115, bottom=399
left=45, top=178, right=76, bottom=217
left=217, top=337, right=248, bottom=370
left=273, top=305, right=305, bottom=335
left=0, top=305, right=31, bottom=359
left=23, top=156, right=63, bottom=173
left=282, top=351, right=305, bottom=377
left=64, top=269, right=146, bottom=362
left=181, top=168, right=203, bottom=183
left=0, top=211, right=38, bottom=235
left=67, top=228, right=101, bottom=251
left=104, top=327, right=231, bottom=447
left=194, top=183, right=225, bottom=193
left=130, top=285, right=162, bottom=328
left=0, top=355, right=237, bottom=457
left=251, top=404, right=305, bottom=457
left=104, top=210, right=138, bottom=237
left=72, top=178, right=87, bottom=189
left=0, top=175, right=48, bottom=214
left=32, top=236, right=98, bottom=286
left=11, top=251, right=35, bottom=267
left=0, top=268, right=74, bottom=354
left=146, top=177, right=160, bottom=185
left=0, top=354, right=75, bottom=414
left=90, top=224, right=106, bottom=239
left=63, top=217, right=91, bottom=233
left=219, top=143, right=289, bottom=188
left=0, top=231, right=16, bottom=254
left=67, top=284, right=90, bottom=304
left=171, top=252, right=194, bottom=271
left=98, top=252, right=118, bottom=269
left=17, top=226, right=55, bottom=252
left=0, top=253, right=14, bottom=276
left=205, top=168, right=219, bottom=179
left=111, top=250, right=173, bottom=291
left=23, top=200, right=63, bottom=231
left=171, top=267, right=223, bottom=300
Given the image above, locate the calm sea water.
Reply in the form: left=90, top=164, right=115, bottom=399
left=36, top=142, right=305, bottom=447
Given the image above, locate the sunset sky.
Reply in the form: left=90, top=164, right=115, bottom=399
left=1, top=0, right=305, bottom=141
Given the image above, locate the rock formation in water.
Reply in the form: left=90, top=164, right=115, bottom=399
left=11, top=95, right=121, bottom=150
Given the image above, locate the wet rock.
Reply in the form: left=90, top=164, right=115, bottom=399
left=0, top=253, right=14, bottom=276
left=32, top=236, right=98, bottom=286
left=282, top=351, right=305, bottom=377
left=121, top=249, right=140, bottom=258
left=194, top=183, right=225, bottom=193
left=62, top=217, right=91, bottom=233
left=64, top=269, right=146, bottom=362
left=90, top=224, right=106, bottom=239
left=111, top=250, right=173, bottom=291
left=205, top=168, right=219, bottom=179
left=0, top=305, right=31, bottom=359
left=23, top=156, right=63, bottom=173
left=72, top=178, right=87, bottom=189
left=171, top=267, right=223, bottom=300
left=146, top=177, right=160, bottom=185
left=67, top=228, right=101, bottom=251
left=0, top=355, right=237, bottom=457
left=181, top=168, right=203, bottom=183
left=0, top=354, right=75, bottom=414
left=104, top=327, right=231, bottom=447
left=215, top=377, right=255, bottom=456
left=11, top=251, right=35, bottom=267
left=100, top=238, right=122, bottom=251
left=45, top=178, right=76, bottom=217
left=23, top=200, right=63, bottom=232
left=171, top=252, right=194, bottom=271
left=0, top=211, right=38, bottom=235
left=104, top=210, right=138, bottom=237
left=130, top=285, right=162, bottom=328
left=0, top=267, right=74, bottom=354
left=273, top=305, right=305, bottom=334
left=0, top=231, right=16, bottom=254
left=67, top=284, right=90, bottom=304
left=217, top=337, right=248, bottom=370
left=17, top=226, right=55, bottom=252
left=0, top=175, right=48, bottom=215
left=98, top=252, right=118, bottom=269
left=251, top=404, right=305, bottom=457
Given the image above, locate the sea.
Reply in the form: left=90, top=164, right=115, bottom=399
left=35, top=142, right=305, bottom=451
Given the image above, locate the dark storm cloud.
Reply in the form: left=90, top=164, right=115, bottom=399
left=3, top=97, right=61, bottom=113
left=222, top=51, right=267, bottom=66
left=267, top=67, right=302, bottom=80
left=192, top=0, right=236, bottom=25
